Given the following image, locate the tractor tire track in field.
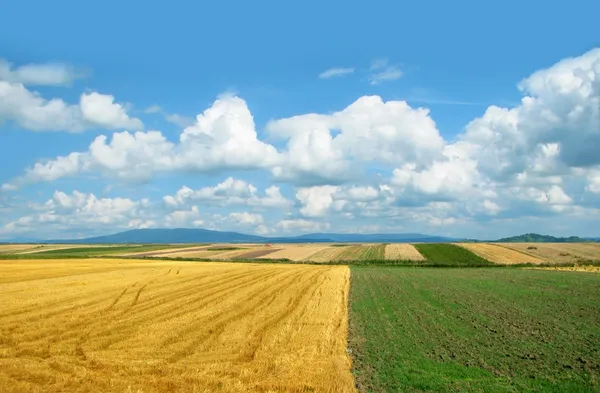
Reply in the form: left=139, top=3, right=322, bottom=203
left=0, top=259, right=355, bottom=392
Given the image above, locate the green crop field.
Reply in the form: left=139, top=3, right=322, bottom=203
left=349, top=267, right=600, bottom=392
left=414, top=243, right=493, bottom=266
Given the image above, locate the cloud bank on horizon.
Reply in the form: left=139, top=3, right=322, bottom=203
left=1, top=47, right=600, bottom=240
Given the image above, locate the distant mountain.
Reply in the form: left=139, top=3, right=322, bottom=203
left=495, top=233, right=593, bottom=243
left=292, top=232, right=458, bottom=243
left=43, top=228, right=458, bottom=244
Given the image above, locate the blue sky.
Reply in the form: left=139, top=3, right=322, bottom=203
left=1, top=0, right=600, bottom=240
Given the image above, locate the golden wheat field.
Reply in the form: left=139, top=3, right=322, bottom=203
left=495, top=243, right=600, bottom=263
left=384, top=244, right=425, bottom=260
left=0, top=259, right=355, bottom=393
left=456, top=243, right=545, bottom=264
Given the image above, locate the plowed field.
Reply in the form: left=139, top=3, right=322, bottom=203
left=0, top=259, right=355, bottom=392
left=457, top=243, right=544, bottom=264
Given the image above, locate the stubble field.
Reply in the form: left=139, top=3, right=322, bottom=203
left=494, top=242, right=600, bottom=263
left=0, top=259, right=355, bottom=392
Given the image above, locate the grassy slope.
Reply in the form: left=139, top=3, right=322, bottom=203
left=415, top=243, right=493, bottom=266
left=349, top=267, right=600, bottom=392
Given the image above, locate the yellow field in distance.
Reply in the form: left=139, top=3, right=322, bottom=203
left=384, top=244, right=425, bottom=260
left=257, top=244, right=331, bottom=261
left=0, top=259, right=355, bottom=392
left=494, top=243, right=600, bottom=263
left=457, top=243, right=545, bottom=264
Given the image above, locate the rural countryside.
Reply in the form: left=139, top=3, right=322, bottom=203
left=1, top=1, right=599, bottom=392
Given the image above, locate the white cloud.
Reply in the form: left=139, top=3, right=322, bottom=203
left=296, top=186, right=339, bottom=217
left=165, top=206, right=203, bottom=227
left=4, top=48, right=600, bottom=239
left=267, top=95, right=444, bottom=185
left=144, top=105, right=162, bottom=114
left=163, top=177, right=292, bottom=209
left=228, top=212, right=264, bottom=225
left=0, top=81, right=143, bottom=132
left=368, top=58, right=403, bottom=85
left=80, top=93, right=143, bottom=130
left=0, top=59, right=85, bottom=86
left=318, top=67, right=355, bottom=79
left=274, top=219, right=330, bottom=233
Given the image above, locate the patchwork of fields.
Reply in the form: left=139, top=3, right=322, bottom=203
left=1, top=242, right=599, bottom=392
left=0, top=259, right=355, bottom=392
left=2, top=242, right=600, bottom=265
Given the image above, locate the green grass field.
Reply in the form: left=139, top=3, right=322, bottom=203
left=415, top=243, right=493, bottom=266
left=349, top=267, right=600, bottom=392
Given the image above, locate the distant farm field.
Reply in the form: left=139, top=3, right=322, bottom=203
left=414, top=243, right=494, bottom=266
left=0, top=259, right=355, bottom=392
left=384, top=244, right=425, bottom=260
left=457, top=243, right=545, bottom=264
left=495, top=243, right=600, bottom=263
left=349, top=267, right=600, bottom=392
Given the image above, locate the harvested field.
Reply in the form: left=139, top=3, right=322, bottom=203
left=336, top=245, right=368, bottom=261
left=457, top=243, right=544, bottom=264
left=258, top=245, right=330, bottom=261
left=384, top=244, right=425, bottom=260
left=235, top=248, right=282, bottom=259
left=159, top=250, right=225, bottom=259
left=533, top=266, right=600, bottom=273
left=495, top=243, right=600, bottom=263
left=0, top=259, right=355, bottom=392
left=14, top=244, right=119, bottom=255
left=0, top=244, right=40, bottom=254
left=308, top=247, right=348, bottom=263
left=123, top=245, right=211, bottom=257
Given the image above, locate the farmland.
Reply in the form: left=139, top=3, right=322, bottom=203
left=0, top=258, right=355, bottom=392
left=495, top=242, right=600, bottom=263
left=457, top=243, right=544, bottom=264
left=349, top=267, right=600, bottom=392
left=384, top=243, right=425, bottom=260
left=414, top=243, right=494, bottom=266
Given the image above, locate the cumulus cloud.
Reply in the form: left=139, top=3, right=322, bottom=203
left=5, top=96, right=279, bottom=187
left=274, top=219, right=330, bottom=233
left=0, top=81, right=143, bottom=132
left=0, top=59, right=86, bottom=86
left=267, top=95, right=444, bottom=185
left=318, top=67, right=355, bottom=79
left=163, top=177, right=292, bottom=209
left=4, top=48, right=600, bottom=237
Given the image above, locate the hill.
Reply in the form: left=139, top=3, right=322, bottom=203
left=495, top=233, right=594, bottom=243
left=41, top=228, right=458, bottom=244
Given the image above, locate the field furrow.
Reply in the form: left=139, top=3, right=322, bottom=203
left=0, top=259, right=355, bottom=392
